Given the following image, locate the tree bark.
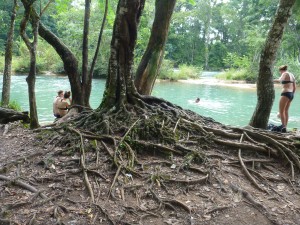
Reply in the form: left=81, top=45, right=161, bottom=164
left=134, top=0, right=176, bottom=95
left=101, top=0, right=145, bottom=109
left=2, top=0, right=18, bottom=107
left=249, top=0, right=296, bottom=129
left=88, top=0, right=108, bottom=105
left=20, top=0, right=39, bottom=129
left=203, top=1, right=216, bottom=70
left=82, top=0, right=91, bottom=107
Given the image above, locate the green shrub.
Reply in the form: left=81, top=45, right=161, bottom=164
left=13, top=39, right=64, bottom=74
left=216, top=69, right=234, bottom=80
left=158, top=60, right=175, bottom=80
left=223, top=53, right=251, bottom=69
left=1, top=100, right=22, bottom=111
left=13, top=56, right=30, bottom=73
left=177, top=64, right=202, bottom=80
left=158, top=62, right=202, bottom=81
left=37, top=39, right=64, bottom=73
left=216, top=68, right=257, bottom=83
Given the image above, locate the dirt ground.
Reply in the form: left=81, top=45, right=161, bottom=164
left=1, top=122, right=300, bottom=225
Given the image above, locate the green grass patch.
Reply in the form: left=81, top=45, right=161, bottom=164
left=158, top=61, right=202, bottom=81
left=1, top=100, right=22, bottom=111
left=216, top=68, right=256, bottom=83
left=176, top=64, right=202, bottom=80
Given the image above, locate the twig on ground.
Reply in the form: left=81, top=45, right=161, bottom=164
left=0, top=175, right=47, bottom=199
left=166, top=174, right=208, bottom=185
left=68, top=127, right=95, bottom=203
left=107, top=164, right=123, bottom=199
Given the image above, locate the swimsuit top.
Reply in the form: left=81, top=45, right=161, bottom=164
left=281, top=80, right=294, bottom=84
left=280, top=72, right=295, bottom=85
left=57, top=99, right=69, bottom=110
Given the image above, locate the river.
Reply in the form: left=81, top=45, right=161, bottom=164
left=1, top=74, right=299, bottom=129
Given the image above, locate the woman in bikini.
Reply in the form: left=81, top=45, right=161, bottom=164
left=53, top=90, right=64, bottom=118
left=57, top=91, right=71, bottom=117
left=274, top=65, right=296, bottom=132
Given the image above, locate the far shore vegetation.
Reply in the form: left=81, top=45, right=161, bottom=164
left=1, top=0, right=300, bottom=84
left=2, top=52, right=299, bottom=83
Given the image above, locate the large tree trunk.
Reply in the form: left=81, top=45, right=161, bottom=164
left=26, top=36, right=39, bottom=129
left=1, top=0, right=18, bottom=107
left=249, top=0, right=296, bottom=129
left=81, top=0, right=91, bottom=107
left=134, top=0, right=176, bottom=95
left=203, top=1, right=216, bottom=70
left=101, top=0, right=146, bottom=109
left=88, top=0, right=108, bottom=106
left=20, top=0, right=39, bottom=129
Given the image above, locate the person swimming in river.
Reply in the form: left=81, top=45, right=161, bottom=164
left=195, top=97, right=200, bottom=103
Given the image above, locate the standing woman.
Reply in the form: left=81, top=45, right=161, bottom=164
left=274, top=65, right=296, bottom=132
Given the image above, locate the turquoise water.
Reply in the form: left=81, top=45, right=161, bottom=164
left=0, top=75, right=299, bottom=129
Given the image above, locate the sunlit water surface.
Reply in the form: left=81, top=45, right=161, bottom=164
left=1, top=74, right=299, bottom=129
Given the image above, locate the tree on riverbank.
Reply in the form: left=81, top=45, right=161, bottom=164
left=19, top=0, right=41, bottom=128
left=28, top=0, right=108, bottom=108
left=134, top=0, right=176, bottom=95
left=1, top=0, right=18, bottom=107
left=250, top=0, right=296, bottom=129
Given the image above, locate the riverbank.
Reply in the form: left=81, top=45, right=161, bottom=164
left=176, top=78, right=290, bottom=90
left=177, top=78, right=257, bottom=89
left=1, top=116, right=300, bottom=224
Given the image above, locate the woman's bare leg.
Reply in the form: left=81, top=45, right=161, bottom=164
left=284, top=100, right=291, bottom=127
left=279, top=96, right=289, bottom=127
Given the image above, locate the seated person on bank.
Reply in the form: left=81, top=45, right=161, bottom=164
left=53, top=90, right=64, bottom=118
left=57, top=91, right=71, bottom=117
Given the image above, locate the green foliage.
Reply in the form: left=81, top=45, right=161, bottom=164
left=13, top=56, right=29, bottom=73
left=158, top=61, right=202, bottom=81
left=216, top=68, right=256, bottom=82
left=158, top=60, right=175, bottom=80
left=176, top=64, right=202, bottom=79
left=36, top=39, right=64, bottom=73
left=223, top=53, right=251, bottom=69
left=12, top=39, right=64, bottom=73
left=208, top=42, right=227, bottom=70
left=0, top=0, right=299, bottom=76
left=135, top=0, right=154, bottom=62
left=1, top=100, right=22, bottom=111
left=54, top=0, right=73, bottom=14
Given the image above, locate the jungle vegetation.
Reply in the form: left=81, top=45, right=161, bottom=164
left=0, top=0, right=300, bottom=82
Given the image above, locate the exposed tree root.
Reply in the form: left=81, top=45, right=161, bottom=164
left=238, top=149, right=267, bottom=193
left=1, top=97, right=300, bottom=224
left=230, top=184, right=279, bottom=225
